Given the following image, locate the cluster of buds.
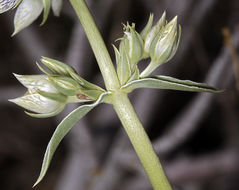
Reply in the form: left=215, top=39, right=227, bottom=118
left=140, top=12, right=181, bottom=77
left=0, top=0, right=62, bottom=35
left=9, top=57, right=104, bottom=118
left=114, top=12, right=181, bottom=82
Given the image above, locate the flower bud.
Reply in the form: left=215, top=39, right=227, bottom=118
left=49, top=76, right=82, bottom=96
left=143, top=12, right=166, bottom=56
left=119, top=23, right=144, bottom=67
left=140, top=16, right=181, bottom=77
left=149, top=16, right=181, bottom=64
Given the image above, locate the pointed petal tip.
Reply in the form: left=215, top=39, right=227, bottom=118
left=172, top=15, right=178, bottom=22
left=149, top=13, right=154, bottom=17
left=32, top=178, right=41, bottom=188
left=13, top=73, right=22, bottom=79
left=11, top=31, right=17, bottom=37
left=8, top=98, right=15, bottom=103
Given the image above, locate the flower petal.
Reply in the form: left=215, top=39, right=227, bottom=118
left=9, top=93, right=63, bottom=114
left=51, top=0, right=62, bottom=16
left=13, top=74, right=58, bottom=93
left=13, top=0, right=43, bottom=35
left=0, top=0, right=21, bottom=14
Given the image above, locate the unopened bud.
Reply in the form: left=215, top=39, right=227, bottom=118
left=149, top=16, right=181, bottom=64
left=120, top=23, right=144, bottom=67
left=140, top=16, right=181, bottom=77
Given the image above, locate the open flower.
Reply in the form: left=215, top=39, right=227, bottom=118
left=0, top=0, right=63, bottom=35
left=9, top=74, right=67, bottom=118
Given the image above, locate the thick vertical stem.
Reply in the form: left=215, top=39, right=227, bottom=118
left=113, top=93, right=172, bottom=190
left=69, top=1, right=172, bottom=189
left=69, top=0, right=120, bottom=91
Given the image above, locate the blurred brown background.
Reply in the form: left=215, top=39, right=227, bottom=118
left=0, top=0, right=239, bottom=190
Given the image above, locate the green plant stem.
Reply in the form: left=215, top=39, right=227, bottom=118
left=69, top=0, right=120, bottom=91
left=69, top=0, right=172, bottom=189
left=113, top=92, right=172, bottom=190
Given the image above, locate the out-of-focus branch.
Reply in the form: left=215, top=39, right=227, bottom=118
left=153, top=26, right=239, bottom=155
left=222, top=27, right=239, bottom=92
left=4, top=19, right=49, bottom=73
left=167, top=149, right=239, bottom=184
left=123, top=149, right=239, bottom=190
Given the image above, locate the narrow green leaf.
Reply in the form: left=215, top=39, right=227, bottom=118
left=41, top=0, right=51, bottom=25
left=13, top=0, right=43, bottom=35
left=121, top=75, right=221, bottom=93
left=33, top=92, right=110, bottom=186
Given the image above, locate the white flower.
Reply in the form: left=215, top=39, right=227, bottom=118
left=0, top=0, right=63, bottom=35
left=9, top=91, right=64, bottom=114
left=9, top=74, right=66, bottom=117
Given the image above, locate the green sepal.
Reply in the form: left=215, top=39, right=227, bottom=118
left=36, top=62, right=52, bottom=75
left=33, top=92, right=111, bottom=187
left=127, top=66, right=140, bottom=83
left=140, top=13, right=154, bottom=40
left=41, top=57, right=74, bottom=76
left=41, top=0, right=51, bottom=25
left=121, top=75, right=221, bottom=93
left=25, top=104, right=65, bottom=118
left=49, top=76, right=82, bottom=96
left=116, top=43, right=131, bottom=85
left=68, top=68, right=105, bottom=92
left=166, top=25, right=181, bottom=62
left=143, top=12, right=166, bottom=56
left=37, top=90, right=67, bottom=103
left=80, top=89, right=103, bottom=100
